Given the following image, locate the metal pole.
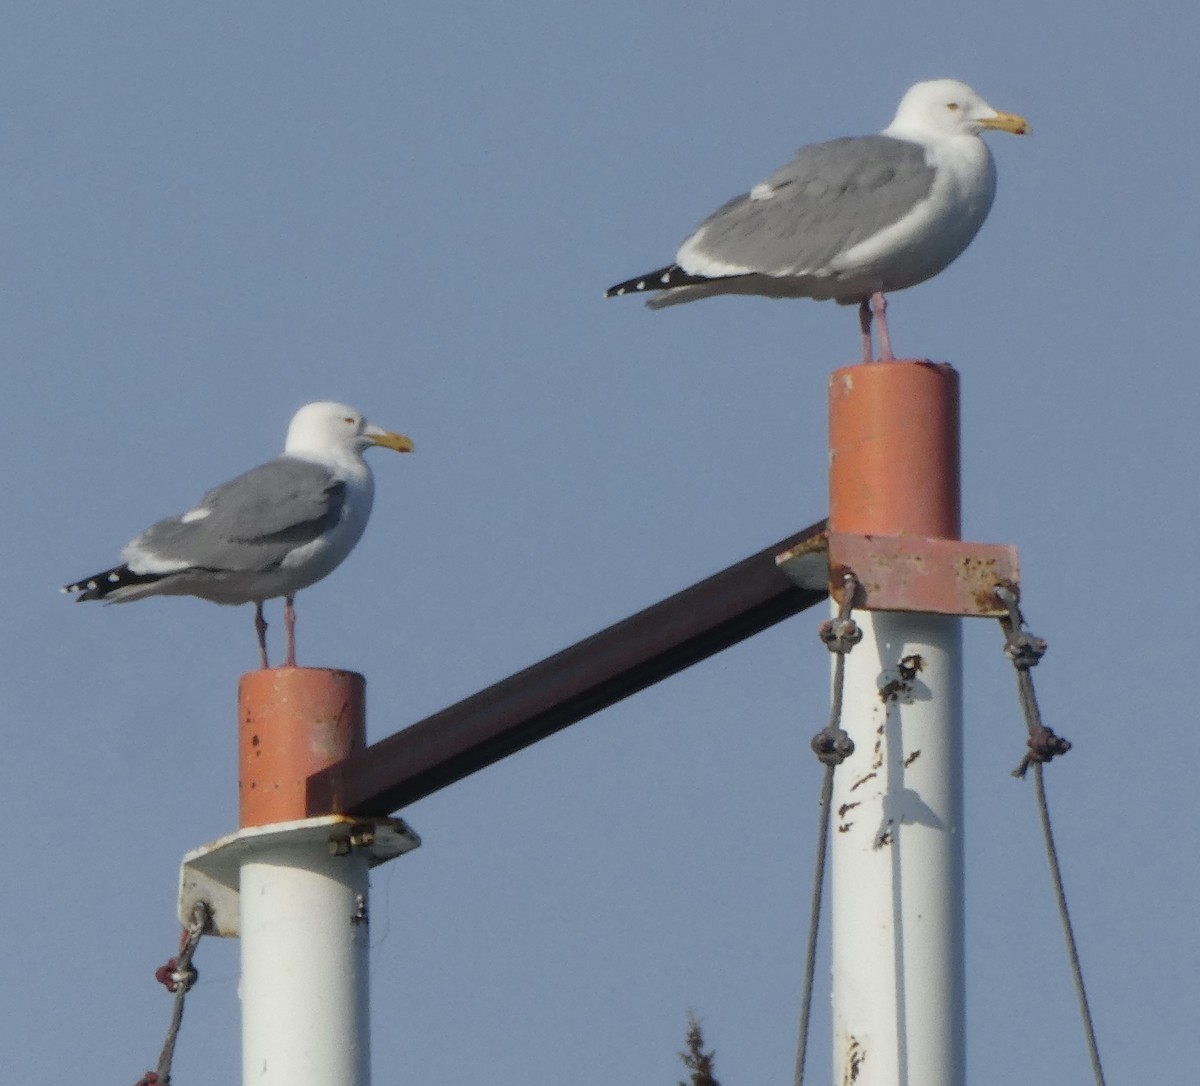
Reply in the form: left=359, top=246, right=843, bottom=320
left=238, top=668, right=372, bottom=1086
left=827, top=361, right=966, bottom=1086
left=240, top=842, right=371, bottom=1084
left=307, top=522, right=830, bottom=817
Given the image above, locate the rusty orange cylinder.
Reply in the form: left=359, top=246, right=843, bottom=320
left=829, top=360, right=961, bottom=540
left=238, top=667, right=366, bottom=827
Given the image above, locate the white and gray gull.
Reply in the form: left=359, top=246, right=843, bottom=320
left=64, top=401, right=414, bottom=669
left=606, top=79, right=1028, bottom=362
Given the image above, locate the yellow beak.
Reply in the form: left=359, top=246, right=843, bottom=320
left=366, top=427, right=415, bottom=453
left=981, top=110, right=1030, bottom=136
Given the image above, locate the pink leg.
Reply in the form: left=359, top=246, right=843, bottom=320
left=858, top=299, right=874, bottom=364
left=871, top=291, right=895, bottom=361
left=283, top=595, right=297, bottom=668
left=254, top=602, right=270, bottom=670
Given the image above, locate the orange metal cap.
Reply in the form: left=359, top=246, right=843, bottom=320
left=828, top=360, right=961, bottom=540
left=238, top=667, right=366, bottom=827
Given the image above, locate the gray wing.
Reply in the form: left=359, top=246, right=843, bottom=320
left=680, top=135, right=935, bottom=276
left=123, top=457, right=346, bottom=574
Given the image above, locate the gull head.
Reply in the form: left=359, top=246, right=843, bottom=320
left=285, top=401, right=415, bottom=461
left=886, top=79, right=1029, bottom=140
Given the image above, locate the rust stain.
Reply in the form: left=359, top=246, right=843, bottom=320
left=849, top=771, right=877, bottom=793
left=880, top=653, right=926, bottom=703
left=829, top=564, right=872, bottom=607
left=878, top=677, right=904, bottom=703
left=982, top=577, right=1020, bottom=615
left=827, top=531, right=1018, bottom=615
left=843, top=1034, right=866, bottom=1085
left=785, top=530, right=830, bottom=559
left=838, top=800, right=861, bottom=817
left=964, top=566, right=1012, bottom=614
left=903, top=749, right=921, bottom=767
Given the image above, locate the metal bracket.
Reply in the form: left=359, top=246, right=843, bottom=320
left=776, top=530, right=1019, bottom=617
left=177, top=814, right=421, bottom=937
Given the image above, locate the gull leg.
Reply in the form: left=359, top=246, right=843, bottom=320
left=858, top=299, right=874, bottom=364
left=283, top=595, right=297, bottom=668
left=254, top=602, right=270, bottom=670
left=871, top=291, right=895, bottom=361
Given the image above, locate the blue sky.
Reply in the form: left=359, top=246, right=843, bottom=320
left=2, top=2, right=1196, bottom=1082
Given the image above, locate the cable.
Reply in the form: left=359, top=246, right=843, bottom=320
left=793, top=575, right=859, bottom=1086
left=994, top=586, right=1106, bottom=1086
left=135, top=900, right=209, bottom=1086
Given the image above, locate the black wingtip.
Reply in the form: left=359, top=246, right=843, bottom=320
left=62, top=564, right=165, bottom=602
left=606, top=264, right=717, bottom=299
left=606, top=265, right=674, bottom=298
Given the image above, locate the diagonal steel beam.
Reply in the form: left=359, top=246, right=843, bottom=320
left=307, top=520, right=829, bottom=816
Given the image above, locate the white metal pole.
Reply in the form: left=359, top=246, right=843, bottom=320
left=830, top=608, right=964, bottom=1086
left=175, top=671, right=419, bottom=1086
left=240, top=841, right=372, bottom=1085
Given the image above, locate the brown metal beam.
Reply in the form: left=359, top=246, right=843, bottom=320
left=307, top=520, right=829, bottom=816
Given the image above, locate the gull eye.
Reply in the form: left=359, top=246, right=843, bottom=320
left=344, top=416, right=355, bottom=425
left=946, top=102, right=960, bottom=111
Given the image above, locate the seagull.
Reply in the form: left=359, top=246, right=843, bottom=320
left=64, top=401, right=414, bottom=669
left=606, top=79, right=1028, bottom=363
